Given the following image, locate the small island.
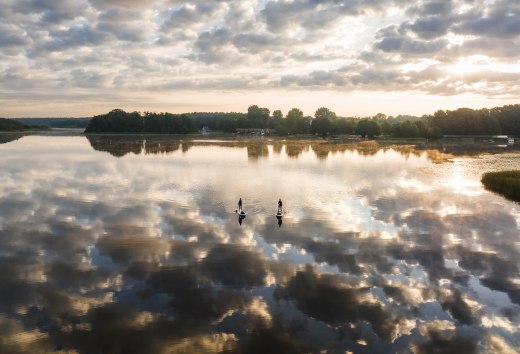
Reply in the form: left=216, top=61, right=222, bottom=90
left=481, top=170, right=520, bottom=202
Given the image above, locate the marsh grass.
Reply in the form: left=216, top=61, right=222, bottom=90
left=481, top=170, right=520, bottom=202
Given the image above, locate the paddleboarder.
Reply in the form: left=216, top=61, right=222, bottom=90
left=238, top=198, right=243, bottom=212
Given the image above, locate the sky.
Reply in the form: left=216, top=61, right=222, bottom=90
left=0, top=0, right=519, bottom=118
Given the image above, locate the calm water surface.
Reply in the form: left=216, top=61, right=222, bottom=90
left=0, top=134, right=519, bottom=353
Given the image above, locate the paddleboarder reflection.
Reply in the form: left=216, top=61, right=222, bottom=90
left=238, top=213, right=246, bottom=226
left=277, top=216, right=282, bottom=227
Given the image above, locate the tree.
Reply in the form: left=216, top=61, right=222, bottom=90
left=272, top=110, right=283, bottom=120
left=494, top=105, right=520, bottom=136
left=314, top=107, right=336, bottom=121
left=311, top=107, right=336, bottom=136
left=247, top=105, right=270, bottom=128
left=356, top=119, right=381, bottom=138
left=394, top=121, right=419, bottom=137
left=285, top=108, right=304, bottom=134
left=414, top=120, right=428, bottom=137
left=0, top=118, right=31, bottom=131
left=331, top=118, right=354, bottom=134
left=373, top=113, right=387, bottom=120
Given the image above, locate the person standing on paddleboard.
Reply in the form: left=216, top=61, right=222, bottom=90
left=238, top=198, right=243, bottom=212
left=278, top=198, right=282, bottom=213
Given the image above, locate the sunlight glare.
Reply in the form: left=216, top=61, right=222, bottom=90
left=446, top=55, right=492, bottom=75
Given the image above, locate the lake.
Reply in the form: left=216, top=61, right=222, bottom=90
left=0, top=134, right=519, bottom=353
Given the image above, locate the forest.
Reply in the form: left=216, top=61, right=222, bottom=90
left=14, top=117, right=90, bottom=128
left=84, top=104, right=520, bottom=138
left=0, top=117, right=39, bottom=131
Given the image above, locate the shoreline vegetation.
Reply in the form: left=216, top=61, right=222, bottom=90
left=82, top=104, right=520, bottom=139
left=0, top=118, right=89, bottom=132
left=0, top=117, right=48, bottom=132
left=481, top=171, right=520, bottom=202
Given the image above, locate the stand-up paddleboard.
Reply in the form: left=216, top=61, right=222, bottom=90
left=276, top=209, right=283, bottom=218
left=239, top=210, right=247, bottom=217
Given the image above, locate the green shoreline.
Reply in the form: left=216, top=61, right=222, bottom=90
left=481, top=171, right=520, bottom=202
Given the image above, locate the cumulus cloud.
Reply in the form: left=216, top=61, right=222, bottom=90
left=261, top=0, right=398, bottom=32
left=0, top=24, right=29, bottom=48
left=13, top=0, right=87, bottom=24
left=38, top=23, right=108, bottom=53
left=0, top=0, right=520, bottom=113
left=161, top=2, right=225, bottom=31
left=454, top=1, right=520, bottom=38
left=407, top=16, right=451, bottom=39
left=88, top=0, right=158, bottom=10
left=406, top=0, right=454, bottom=17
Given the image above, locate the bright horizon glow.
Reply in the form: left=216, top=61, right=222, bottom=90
left=4, top=89, right=518, bottom=118
left=0, top=0, right=519, bottom=118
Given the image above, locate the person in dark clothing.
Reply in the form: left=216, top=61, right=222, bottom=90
left=277, top=198, right=282, bottom=213
left=238, top=198, right=243, bottom=212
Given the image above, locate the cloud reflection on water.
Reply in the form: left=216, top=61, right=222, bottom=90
left=0, top=135, right=519, bottom=353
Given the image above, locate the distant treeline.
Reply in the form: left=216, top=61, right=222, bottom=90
left=85, top=110, right=197, bottom=134
left=15, top=118, right=90, bottom=129
left=84, top=104, right=520, bottom=138
left=0, top=118, right=40, bottom=131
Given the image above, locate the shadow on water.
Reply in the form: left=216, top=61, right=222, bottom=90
left=0, top=135, right=519, bottom=353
